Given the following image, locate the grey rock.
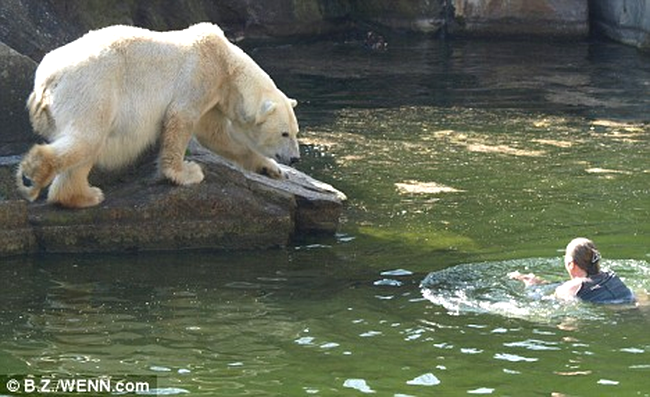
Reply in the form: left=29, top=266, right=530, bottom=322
left=0, top=200, right=35, bottom=256
left=350, top=0, right=447, bottom=35
left=591, top=1, right=650, bottom=49
left=452, top=0, right=589, bottom=37
left=0, top=42, right=37, bottom=156
left=0, top=146, right=346, bottom=256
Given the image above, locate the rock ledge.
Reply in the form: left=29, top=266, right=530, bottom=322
left=0, top=146, right=346, bottom=256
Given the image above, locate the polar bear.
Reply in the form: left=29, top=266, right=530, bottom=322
left=17, top=23, right=300, bottom=208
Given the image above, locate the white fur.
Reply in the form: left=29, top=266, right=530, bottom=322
left=20, top=23, right=300, bottom=208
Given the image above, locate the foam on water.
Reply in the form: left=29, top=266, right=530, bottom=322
left=420, top=258, right=649, bottom=323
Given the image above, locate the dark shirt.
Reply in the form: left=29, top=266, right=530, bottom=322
left=576, top=271, right=635, bottom=304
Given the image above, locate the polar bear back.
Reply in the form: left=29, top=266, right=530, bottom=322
left=32, top=24, right=227, bottom=170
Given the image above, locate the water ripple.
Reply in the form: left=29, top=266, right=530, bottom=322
left=503, top=339, right=561, bottom=351
left=343, top=378, right=375, bottom=393
left=421, top=258, right=650, bottom=323
left=406, top=373, right=441, bottom=386
left=493, top=353, right=539, bottom=363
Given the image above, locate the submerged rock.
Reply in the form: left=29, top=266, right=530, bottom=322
left=0, top=143, right=346, bottom=256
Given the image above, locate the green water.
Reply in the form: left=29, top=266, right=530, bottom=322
left=1, top=39, right=650, bottom=395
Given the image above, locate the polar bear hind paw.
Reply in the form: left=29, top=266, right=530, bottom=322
left=52, top=187, right=105, bottom=208
left=164, top=160, right=205, bottom=185
left=16, top=144, right=61, bottom=202
left=17, top=172, right=41, bottom=202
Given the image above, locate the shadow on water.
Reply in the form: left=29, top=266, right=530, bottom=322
left=253, top=38, right=650, bottom=120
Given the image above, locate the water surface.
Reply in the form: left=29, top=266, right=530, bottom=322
left=1, top=38, right=649, bottom=395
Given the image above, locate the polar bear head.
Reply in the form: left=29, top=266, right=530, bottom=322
left=236, top=90, right=300, bottom=165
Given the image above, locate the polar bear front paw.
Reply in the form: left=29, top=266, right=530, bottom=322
left=258, top=158, right=284, bottom=179
left=164, top=161, right=205, bottom=185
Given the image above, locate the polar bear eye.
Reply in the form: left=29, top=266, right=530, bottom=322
left=281, top=132, right=289, bottom=138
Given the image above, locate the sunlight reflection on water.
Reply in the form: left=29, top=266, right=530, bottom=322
left=2, top=38, right=650, bottom=396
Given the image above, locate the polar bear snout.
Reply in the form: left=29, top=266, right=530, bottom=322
left=274, top=141, right=300, bottom=166
left=276, top=153, right=300, bottom=166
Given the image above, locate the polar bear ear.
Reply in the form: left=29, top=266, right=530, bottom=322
left=289, top=98, right=298, bottom=108
left=257, top=100, right=277, bottom=123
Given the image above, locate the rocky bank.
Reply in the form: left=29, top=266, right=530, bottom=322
left=1, top=0, right=648, bottom=255
left=0, top=143, right=347, bottom=256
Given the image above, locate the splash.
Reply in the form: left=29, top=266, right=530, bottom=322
left=420, top=258, right=649, bottom=323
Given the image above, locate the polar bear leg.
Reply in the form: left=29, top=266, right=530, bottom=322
left=47, top=162, right=104, bottom=208
left=17, top=132, right=102, bottom=203
left=159, top=112, right=204, bottom=185
left=195, top=118, right=284, bottom=179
